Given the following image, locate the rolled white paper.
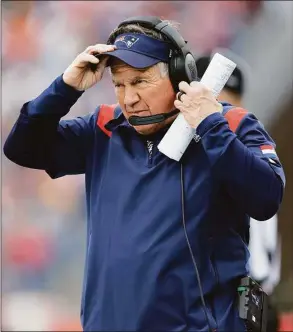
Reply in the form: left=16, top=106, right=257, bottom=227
left=158, top=53, right=237, bottom=161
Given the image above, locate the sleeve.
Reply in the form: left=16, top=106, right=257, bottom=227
left=3, top=75, right=99, bottom=179
left=196, top=109, right=285, bottom=221
left=249, top=214, right=281, bottom=295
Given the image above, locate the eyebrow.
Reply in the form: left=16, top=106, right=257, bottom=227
left=112, top=75, right=148, bottom=85
left=111, top=64, right=149, bottom=76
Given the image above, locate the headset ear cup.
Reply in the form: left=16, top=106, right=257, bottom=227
left=169, top=54, right=190, bottom=92
left=185, top=53, right=198, bottom=82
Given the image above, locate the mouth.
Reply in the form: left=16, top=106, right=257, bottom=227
left=128, top=110, right=151, bottom=117
left=128, top=110, right=149, bottom=114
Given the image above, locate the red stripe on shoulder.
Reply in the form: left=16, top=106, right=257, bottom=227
left=224, top=107, right=248, bottom=133
left=260, top=145, right=274, bottom=150
left=97, top=104, right=118, bottom=137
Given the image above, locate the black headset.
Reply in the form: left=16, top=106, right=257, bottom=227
left=108, top=16, right=198, bottom=92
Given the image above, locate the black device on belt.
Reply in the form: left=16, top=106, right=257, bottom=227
left=237, top=276, right=268, bottom=332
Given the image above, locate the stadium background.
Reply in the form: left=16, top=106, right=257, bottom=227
left=1, top=1, right=293, bottom=330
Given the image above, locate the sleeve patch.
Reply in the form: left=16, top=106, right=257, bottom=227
left=224, top=107, right=248, bottom=133
left=260, top=145, right=277, bottom=157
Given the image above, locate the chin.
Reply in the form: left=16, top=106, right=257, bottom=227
left=132, top=116, right=176, bottom=136
left=133, top=124, right=160, bottom=135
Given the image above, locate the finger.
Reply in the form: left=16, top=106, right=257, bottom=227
left=174, top=94, right=193, bottom=108
left=176, top=91, right=185, bottom=101
left=85, top=44, right=102, bottom=54
left=190, top=81, right=210, bottom=95
left=180, top=93, right=190, bottom=104
left=75, top=53, right=100, bottom=65
left=85, top=44, right=116, bottom=55
left=92, top=44, right=116, bottom=54
left=85, top=45, right=95, bottom=53
left=190, top=80, right=199, bottom=87
left=177, top=92, right=192, bottom=107
left=174, top=99, right=184, bottom=110
left=178, top=81, right=193, bottom=94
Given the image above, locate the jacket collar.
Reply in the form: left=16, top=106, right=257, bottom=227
left=104, top=106, right=131, bottom=132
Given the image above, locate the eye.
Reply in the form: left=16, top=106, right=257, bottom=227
left=133, top=79, right=146, bottom=85
left=114, top=83, right=123, bottom=88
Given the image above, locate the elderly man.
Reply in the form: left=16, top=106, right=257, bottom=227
left=4, top=17, right=285, bottom=331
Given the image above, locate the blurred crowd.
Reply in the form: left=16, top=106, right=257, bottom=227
left=2, top=1, right=292, bottom=330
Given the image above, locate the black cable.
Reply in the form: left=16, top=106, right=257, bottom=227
left=180, top=163, right=214, bottom=332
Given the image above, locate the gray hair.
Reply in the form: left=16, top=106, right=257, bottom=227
left=108, top=20, right=180, bottom=44
left=156, top=62, right=169, bottom=78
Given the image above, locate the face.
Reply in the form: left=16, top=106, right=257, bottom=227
left=110, top=59, right=176, bottom=135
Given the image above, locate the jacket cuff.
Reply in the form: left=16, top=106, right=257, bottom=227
left=56, top=74, right=85, bottom=100
left=26, top=75, right=84, bottom=118
left=195, top=112, right=227, bottom=138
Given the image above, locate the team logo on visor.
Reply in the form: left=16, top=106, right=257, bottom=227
left=115, top=35, right=139, bottom=48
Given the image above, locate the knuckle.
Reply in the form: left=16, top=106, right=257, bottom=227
left=181, top=93, right=188, bottom=101
left=77, top=53, right=84, bottom=60
left=97, top=44, right=108, bottom=49
left=177, top=91, right=186, bottom=102
left=191, top=83, right=206, bottom=96
left=86, top=44, right=107, bottom=53
left=199, top=83, right=209, bottom=92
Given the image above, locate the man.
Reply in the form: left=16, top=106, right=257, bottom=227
left=4, top=18, right=285, bottom=331
left=196, top=50, right=281, bottom=332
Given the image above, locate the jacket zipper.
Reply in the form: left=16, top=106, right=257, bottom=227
left=146, top=140, right=154, bottom=166
left=208, top=237, right=219, bottom=330
left=211, top=253, right=220, bottom=286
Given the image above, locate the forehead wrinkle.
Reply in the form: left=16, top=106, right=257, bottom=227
left=111, top=65, right=155, bottom=84
left=111, top=63, right=148, bottom=75
left=112, top=74, right=144, bottom=85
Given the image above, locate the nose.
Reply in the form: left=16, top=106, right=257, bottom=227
left=124, top=86, right=140, bottom=107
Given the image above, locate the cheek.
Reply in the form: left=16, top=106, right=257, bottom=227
left=145, top=82, right=175, bottom=109
left=115, top=89, right=126, bottom=108
left=155, top=82, right=176, bottom=109
left=114, top=89, right=129, bottom=118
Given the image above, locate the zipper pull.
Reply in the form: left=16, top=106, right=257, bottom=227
left=146, top=140, right=154, bottom=158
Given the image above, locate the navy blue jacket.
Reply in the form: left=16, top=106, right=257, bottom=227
left=4, top=76, right=285, bottom=331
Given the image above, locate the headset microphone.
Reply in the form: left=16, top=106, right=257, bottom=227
left=128, top=109, right=179, bottom=126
